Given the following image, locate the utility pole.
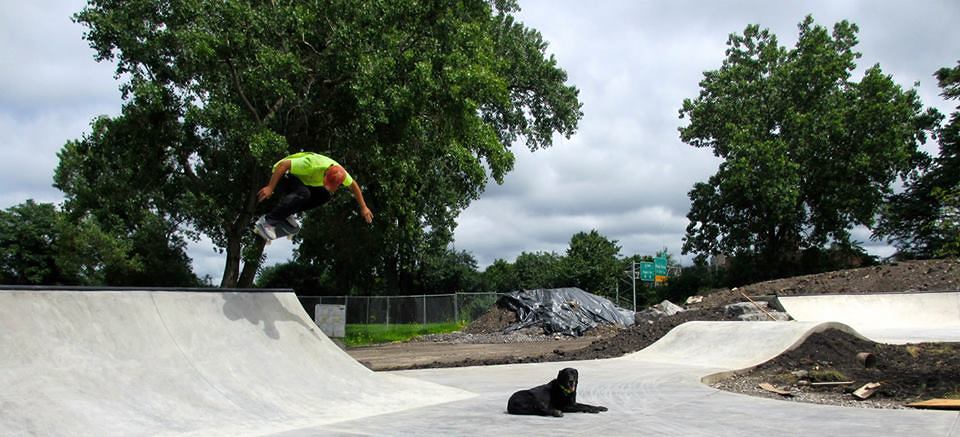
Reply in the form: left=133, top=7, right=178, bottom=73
left=621, top=262, right=639, bottom=312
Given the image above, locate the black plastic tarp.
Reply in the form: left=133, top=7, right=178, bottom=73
left=496, top=288, right=635, bottom=336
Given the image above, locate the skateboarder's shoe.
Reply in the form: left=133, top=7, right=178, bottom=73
left=285, top=215, right=300, bottom=230
left=254, top=215, right=300, bottom=242
left=255, top=217, right=278, bottom=240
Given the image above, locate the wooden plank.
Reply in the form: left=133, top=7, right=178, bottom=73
left=740, top=292, right=777, bottom=321
left=758, top=382, right=793, bottom=397
left=809, top=381, right=854, bottom=386
left=852, top=382, right=882, bottom=400
left=905, top=399, right=960, bottom=410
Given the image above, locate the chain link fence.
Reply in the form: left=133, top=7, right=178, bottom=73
left=297, top=292, right=506, bottom=325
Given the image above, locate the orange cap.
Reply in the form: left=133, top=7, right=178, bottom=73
left=324, top=165, right=346, bottom=191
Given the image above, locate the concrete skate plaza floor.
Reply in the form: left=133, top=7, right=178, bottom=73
left=1, top=287, right=958, bottom=436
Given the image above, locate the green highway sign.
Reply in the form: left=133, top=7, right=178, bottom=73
left=654, top=257, right=668, bottom=276
left=639, top=262, right=655, bottom=282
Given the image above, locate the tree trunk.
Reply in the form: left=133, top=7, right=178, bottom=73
left=220, top=236, right=242, bottom=288
left=221, top=192, right=262, bottom=288
left=238, top=239, right=267, bottom=288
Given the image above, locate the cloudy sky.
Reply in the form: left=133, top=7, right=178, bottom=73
left=2, top=1, right=958, bottom=283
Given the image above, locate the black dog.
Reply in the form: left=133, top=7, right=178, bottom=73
left=507, top=368, right=607, bottom=417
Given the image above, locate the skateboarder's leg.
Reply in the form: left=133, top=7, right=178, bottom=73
left=276, top=186, right=330, bottom=230
left=265, top=175, right=310, bottom=223
left=301, top=186, right=332, bottom=211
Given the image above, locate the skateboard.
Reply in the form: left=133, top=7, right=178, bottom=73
left=254, top=216, right=301, bottom=244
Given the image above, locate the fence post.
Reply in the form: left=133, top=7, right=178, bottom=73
left=386, top=296, right=390, bottom=326
left=454, top=293, right=459, bottom=323
left=422, top=294, right=427, bottom=325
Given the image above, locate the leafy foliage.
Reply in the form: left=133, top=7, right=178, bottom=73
left=514, top=251, right=564, bottom=290
left=0, top=201, right=141, bottom=285
left=679, top=16, right=938, bottom=279
left=560, top=230, right=622, bottom=297
left=254, top=260, right=331, bottom=292
left=56, top=104, right=202, bottom=287
left=480, top=258, right=517, bottom=292
left=417, top=248, right=481, bottom=293
left=877, top=61, right=960, bottom=258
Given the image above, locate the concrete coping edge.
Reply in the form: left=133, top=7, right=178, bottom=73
left=0, top=285, right=293, bottom=293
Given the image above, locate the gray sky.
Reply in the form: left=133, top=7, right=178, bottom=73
left=2, top=1, right=958, bottom=283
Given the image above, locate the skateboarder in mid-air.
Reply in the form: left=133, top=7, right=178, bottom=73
left=255, top=152, right=373, bottom=241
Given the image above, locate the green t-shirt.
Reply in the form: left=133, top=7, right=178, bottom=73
left=274, top=152, right=353, bottom=188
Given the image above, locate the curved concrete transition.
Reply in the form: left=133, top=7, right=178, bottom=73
left=628, top=320, right=866, bottom=370
left=778, top=292, right=960, bottom=343
left=0, top=288, right=472, bottom=436
left=3, top=288, right=958, bottom=436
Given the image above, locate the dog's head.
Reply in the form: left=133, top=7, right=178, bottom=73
left=556, top=368, right=578, bottom=395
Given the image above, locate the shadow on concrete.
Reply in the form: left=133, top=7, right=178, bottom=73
left=221, top=292, right=321, bottom=341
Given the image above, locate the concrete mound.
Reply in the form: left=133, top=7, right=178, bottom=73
left=777, top=291, right=960, bottom=343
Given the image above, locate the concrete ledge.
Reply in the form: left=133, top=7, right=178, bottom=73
left=0, top=285, right=291, bottom=293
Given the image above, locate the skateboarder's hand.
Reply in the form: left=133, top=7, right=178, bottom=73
left=257, top=186, right=273, bottom=202
left=360, top=206, right=373, bottom=223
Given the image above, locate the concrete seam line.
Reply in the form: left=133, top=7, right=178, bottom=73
left=147, top=291, right=245, bottom=411
left=949, top=412, right=960, bottom=437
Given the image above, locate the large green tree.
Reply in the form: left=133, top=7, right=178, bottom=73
left=417, top=248, right=481, bottom=293
left=56, top=102, right=203, bottom=287
left=560, top=229, right=621, bottom=296
left=64, top=0, right=581, bottom=288
left=480, top=258, right=517, bottom=293
left=678, top=16, right=938, bottom=275
left=877, top=61, right=960, bottom=258
left=514, top=251, right=563, bottom=289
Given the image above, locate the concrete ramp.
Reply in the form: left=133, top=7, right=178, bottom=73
left=778, top=292, right=960, bottom=343
left=625, top=321, right=863, bottom=370
left=0, top=288, right=473, bottom=436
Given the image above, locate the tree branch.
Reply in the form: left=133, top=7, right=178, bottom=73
left=226, top=58, right=262, bottom=124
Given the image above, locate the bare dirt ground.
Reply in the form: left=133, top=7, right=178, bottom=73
left=345, top=259, right=960, bottom=408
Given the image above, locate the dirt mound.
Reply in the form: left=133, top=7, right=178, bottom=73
left=713, top=329, right=960, bottom=408
left=462, top=304, right=516, bottom=334
left=694, top=259, right=959, bottom=309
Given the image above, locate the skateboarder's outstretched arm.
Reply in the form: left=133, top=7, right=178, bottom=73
left=257, top=160, right=291, bottom=202
left=349, top=182, right=373, bottom=223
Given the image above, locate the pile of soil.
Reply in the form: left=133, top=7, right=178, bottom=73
left=462, top=305, right=516, bottom=334
left=694, top=259, right=958, bottom=310
left=713, top=329, right=960, bottom=408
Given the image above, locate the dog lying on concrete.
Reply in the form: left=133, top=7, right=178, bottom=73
left=507, top=367, right=608, bottom=417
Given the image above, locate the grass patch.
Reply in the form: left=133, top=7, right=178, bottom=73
left=809, top=369, right=848, bottom=383
left=906, top=345, right=921, bottom=358
left=344, top=322, right=465, bottom=347
left=771, top=372, right=800, bottom=386
left=906, top=344, right=954, bottom=359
